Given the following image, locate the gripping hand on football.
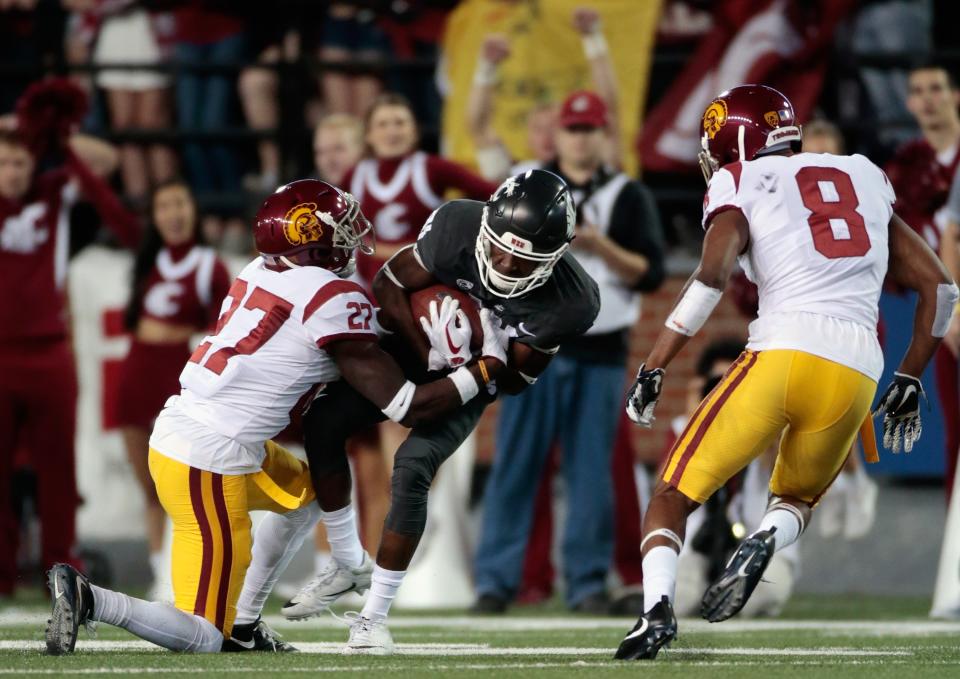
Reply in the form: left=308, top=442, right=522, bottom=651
left=420, top=296, right=472, bottom=371
left=625, top=363, right=665, bottom=428
left=873, top=372, right=925, bottom=453
left=479, top=309, right=509, bottom=366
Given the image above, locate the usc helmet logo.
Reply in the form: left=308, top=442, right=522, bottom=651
left=703, top=100, right=728, bottom=139
left=283, top=202, right=324, bottom=246
left=764, top=110, right=780, bottom=127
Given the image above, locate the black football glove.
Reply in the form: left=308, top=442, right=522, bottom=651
left=873, top=372, right=925, bottom=453
left=625, top=363, right=665, bottom=428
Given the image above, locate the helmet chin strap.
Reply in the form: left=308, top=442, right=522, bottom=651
left=279, top=256, right=302, bottom=269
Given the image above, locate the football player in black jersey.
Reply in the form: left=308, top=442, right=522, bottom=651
left=281, top=169, right=599, bottom=652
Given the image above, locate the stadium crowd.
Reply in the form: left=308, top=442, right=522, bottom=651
left=2, top=0, right=960, bottom=625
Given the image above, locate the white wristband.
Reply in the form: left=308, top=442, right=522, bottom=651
left=473, top=58, right=498, bottom=87
left=581, top=32, right=608, bottom=59
left=381, top=380, right=416, bottom=423
left=447, top=366, right=480, bottom=404
left=933, top=282, right=959, bottom=337
left=665, top=279, right=722, bottom=336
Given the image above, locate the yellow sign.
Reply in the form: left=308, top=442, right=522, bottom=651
left=440, top=0, right=662, bottom=177
left=764, top=110, right=780, bottom=127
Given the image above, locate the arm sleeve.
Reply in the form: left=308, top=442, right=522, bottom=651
left=607, top=181, right=666, bottom=292
left=64, top=148, right=141, bottom=249
left=302, top=280, right=380, bottom=348
left=427, top=155, right=498, bottom=201
left=701, top=167, right=742, bottom=230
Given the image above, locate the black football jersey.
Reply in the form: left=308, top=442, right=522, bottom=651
left=413, top=200, right=600, bottom=349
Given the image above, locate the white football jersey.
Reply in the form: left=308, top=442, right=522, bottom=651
left=149, top=258, right=378, bottom=474
left=703, top=152, right=896, bottom=380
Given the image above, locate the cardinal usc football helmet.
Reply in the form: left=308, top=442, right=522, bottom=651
left=253, top=179, right=374, bottom=277
left=476, top=169, right=575, bottom=299
left=698, top=84, right=802, bottom=183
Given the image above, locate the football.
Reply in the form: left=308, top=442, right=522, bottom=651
left=410, top=284, right=483, bottom=352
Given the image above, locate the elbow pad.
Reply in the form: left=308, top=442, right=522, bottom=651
left=933, top=282, right=960, bottom=337
left=665, top=280, right=723, bottom=336
left=382, top=380, right=416, bottom=423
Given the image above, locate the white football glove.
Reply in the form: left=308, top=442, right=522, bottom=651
left=873, top=371, right=925, bottom=453
left=479, top=308, right=509, bottom=365
left=419, top=296, right=472, bottom=370
left=625, top=363, right=665, bottom=427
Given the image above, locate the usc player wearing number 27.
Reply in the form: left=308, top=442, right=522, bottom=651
left=43, top=180, right=509, bottom=655
left=616, top=85, right=958, bottom=660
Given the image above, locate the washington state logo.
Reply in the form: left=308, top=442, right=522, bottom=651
left=283, top=202, right=324, bottom=246
left=703, top=100, right=728, bottom=140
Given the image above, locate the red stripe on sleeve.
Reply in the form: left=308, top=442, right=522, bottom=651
left=316, top=331, right=379, bottom=349
left=303, top=280, right=372, bottom=322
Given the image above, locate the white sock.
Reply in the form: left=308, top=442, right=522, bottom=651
left=148, top=552, right=165, bottom=581
left=235, top=503, right=323, bottom=625
left=360, top=565, right=406, bottom=622
left=91, top=585, right=222, bottom=652
left=315, top=550, right=332, bottom=573
left=323, top=505, right=364, bottom=568
left=757, top=506, right=803, bottom=553
left=642, top=546, right=678, bottom=613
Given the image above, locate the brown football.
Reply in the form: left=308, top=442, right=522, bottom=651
left=409, top=284, right=483, bottom=352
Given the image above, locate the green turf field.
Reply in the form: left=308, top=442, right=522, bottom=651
left=1, top=592, right=958, bottom=678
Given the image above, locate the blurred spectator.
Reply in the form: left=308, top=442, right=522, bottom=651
left=802, top=118, right=846, bottom=155
left=0, top=82, right=140, bottom=595
left=885, top=64, right=960, bottom=501
left=237, top=9, right=298, bottom=193
left=0, top=0, right=55, bottom=114
left=313, top=113, right=364, bottom=186
left=172, top=2, right=245, bottom=197
left=116, top=178, right=230, bottom=600
left=81, top=0, right=177, bottom=203
left=849, top=0, right=932, bottom=150
left=319, top=3, right=389, bottom=118
left=473, top=90, right=665, bottom=614
left=466, top=7, right=621, bottom=181
left=346, top=92, right=496, bottom=286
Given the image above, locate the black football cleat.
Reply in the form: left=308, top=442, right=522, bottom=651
left=613, top=596, right=677, bottom=660
left=222, top=617, right=298, bottom=652
left=45, top=563, right=95, bottom=655
left=700, top=528, right=776, bottom=623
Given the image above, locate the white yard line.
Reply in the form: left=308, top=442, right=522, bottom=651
left=4, top=609, right=960, bottom=635
left=4, top=660, right=960, bottom=675
left=0, top=640, right=915, bottom=656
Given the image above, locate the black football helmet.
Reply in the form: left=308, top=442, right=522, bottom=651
left=475, top=169, right=575, bottom=298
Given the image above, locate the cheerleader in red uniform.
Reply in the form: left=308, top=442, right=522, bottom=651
left=346, top=93, right=498, bottom=286
left=115, top=180, right=230, bottom=594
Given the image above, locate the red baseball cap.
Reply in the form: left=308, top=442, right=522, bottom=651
left=559, top=90, right=608, bottom=129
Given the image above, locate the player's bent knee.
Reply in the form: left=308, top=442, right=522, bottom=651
left=189, top=614, right=225, bottom=653
left=384, top=456, right=435, bottom=535
left=284, top=501, right=322, bottom=529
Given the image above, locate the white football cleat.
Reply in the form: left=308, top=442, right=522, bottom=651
left=281, top=552, right=373, bottom=620
left=342, top=612, right=394, bottom=655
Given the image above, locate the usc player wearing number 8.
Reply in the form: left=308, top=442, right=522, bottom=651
left=43, top=180, right=510, bottom=655
left=616, top=85, right=958, bottom=661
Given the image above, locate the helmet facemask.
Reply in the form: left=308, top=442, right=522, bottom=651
left=698, top=135, right=719, bottom=184
left=474, top=206, right=568, bottom=299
